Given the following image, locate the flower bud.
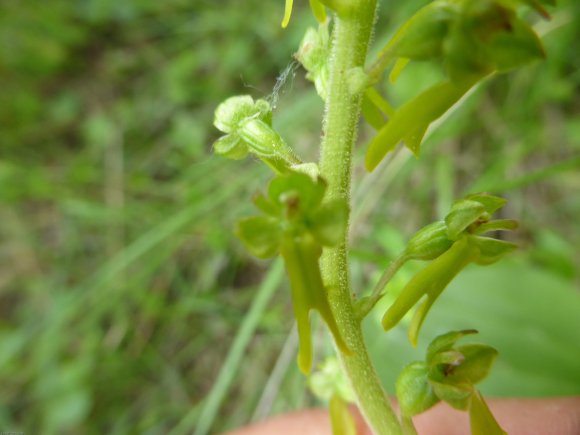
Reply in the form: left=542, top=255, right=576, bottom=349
left=296, top=24, right=330, bottom=99
left=405, top=221, right=453, bottom=261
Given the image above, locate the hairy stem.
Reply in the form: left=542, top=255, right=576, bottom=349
left=319, top=2, right=402, bottom=434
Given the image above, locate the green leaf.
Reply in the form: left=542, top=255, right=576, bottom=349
left=308, top=199, right=348, bottom=247
left=430, top=380, right=473, bottom=410
left=444, top=199, right=486, bottom=240
left=452, top=344, right=498, bottom=385
left=468, top=236, right=518, bottom=265
left=469, top=390, right=507, bottom=435
left=405, top=221, right=453, bottom=261
left=365, top=80, right=475, bottom=171
left=396, top=362, right=440, bottom=417
left=212, top=134, right=248, bottom=160
left=427, top=329, right=478, bottom=364
left=236, top=216, right=281, bottom=258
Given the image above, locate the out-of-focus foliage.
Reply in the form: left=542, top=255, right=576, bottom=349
left=0, top=1, right=311, bottom=433
left=0, top=0, right=579, bottom=434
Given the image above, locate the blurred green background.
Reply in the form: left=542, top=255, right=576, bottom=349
left=1, top=0, right=579, bottom=434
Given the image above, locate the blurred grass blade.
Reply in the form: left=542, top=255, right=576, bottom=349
left=173, top=259, right=284, bottom=435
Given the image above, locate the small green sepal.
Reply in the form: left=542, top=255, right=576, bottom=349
left=396, top=362, right=440, bottom=417
left=473, top=219, right=518, bottom=235
left=430, top=380, right=473, bottom=410
left=212, top=134, right=248, bottom=160
left=236, top=216, right=281, bottom=259
left=464, top=193, right=507, bottom=214
left=268, top=172, right=326, bottom=215
left=451, top=344, right=499, bottom=385
left=468, top=236, right=518, bottom=265
left=426, top=329, right=478, bottom=363
left=214, top=95, right=267, bottom=133
left=445, top=199, right=487, bottom=240
left=308, top=199, right=348, bottom=247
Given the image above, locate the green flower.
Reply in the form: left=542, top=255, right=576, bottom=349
left=236, top=172, right=349, bottom=373
left=396, top=330, right=506, bottom=434
left=213, top=95, right=300, bottom=173
left=382, top=194, right=518, bottom=346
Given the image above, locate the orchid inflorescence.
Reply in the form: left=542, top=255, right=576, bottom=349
left=213, top=0, right=554, bottom=432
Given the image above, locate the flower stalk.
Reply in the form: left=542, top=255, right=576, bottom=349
left=318, top=1, right=402, bottom=433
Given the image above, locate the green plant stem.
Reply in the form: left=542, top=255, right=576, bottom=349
left=319, top=2, right=402, bottom=434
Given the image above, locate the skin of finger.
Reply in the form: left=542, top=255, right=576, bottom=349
left=413, top=397, right=580, bottom=435
left=223, top=406, right=371, bottom=435
left=224, top=397, right=580, bottom=435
